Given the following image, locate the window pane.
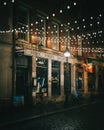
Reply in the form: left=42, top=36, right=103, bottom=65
left=36, top=15, right=45, bottom=46
left=17, top=7, right=28, bottom=41
left=52, top=22, right=59, bottom=50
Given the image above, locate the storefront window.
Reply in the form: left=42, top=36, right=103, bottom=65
left=36, top=58, right=48, bottom=96
left=52, top=60, right=60, bottom=96
left=76, top=64, right=83, bottom=92
left=77, top=73, right=83, bottom=90
left=36, top=14, right=46, bottom=46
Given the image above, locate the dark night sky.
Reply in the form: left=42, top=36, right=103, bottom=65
left=0, top=0, right=104, bottom=32
left=28, top=0, right=104, bottom=31
left=0, top=0, right=104, bottom=48
left=21, top=0, right=104, bottom=15
left=30, top=0, right=104, bottom=14
left=0, top=0, right=103, bottom=21
left=22, top=0, right=104, bottom=23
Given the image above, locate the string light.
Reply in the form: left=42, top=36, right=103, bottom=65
left=0, top=0, right=104, bottom=55
left=12, top=0, right=14, bottom=3
left=90, top=17, right=93, bottom=20
left=59, top=10, right=63, bottom=13
left=46, top=16, right=49, bottom=19
left=52, top=13, right=55, bottom=17
left=3, top=2, right=6, bottom=5
left=82, top=19, right=85, bottom=22
left=67, top=5, right=70, bottom=9
left=74, top=2, right=77, bottom=6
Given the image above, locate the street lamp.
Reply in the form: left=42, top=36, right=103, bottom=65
left=64, top=46, right=70, bottom=105
left=64, top=47, right=70, bottom=59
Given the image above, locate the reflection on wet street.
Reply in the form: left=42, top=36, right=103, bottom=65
left=1, top=100, right=104, bottom=130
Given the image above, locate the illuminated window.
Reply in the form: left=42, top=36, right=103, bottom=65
left=36, top=15, right=46, bottom=46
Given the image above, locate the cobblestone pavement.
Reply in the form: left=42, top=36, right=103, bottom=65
left=0, top=99, right=104, bottom=130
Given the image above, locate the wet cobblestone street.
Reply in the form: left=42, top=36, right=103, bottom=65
left=1, top=100, right=104, bottom=130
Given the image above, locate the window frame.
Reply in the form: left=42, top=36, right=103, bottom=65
left=51, top=21, right=59, bottom=50
left=17, top=6, right=29, bottom=42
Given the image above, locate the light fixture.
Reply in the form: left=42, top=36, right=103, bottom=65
left=64, top=47, right=70, bottom=58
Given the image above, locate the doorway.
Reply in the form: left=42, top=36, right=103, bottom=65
left=16, top=67, right=29, bottom=105
left=16, top=55, right=31, bottom=106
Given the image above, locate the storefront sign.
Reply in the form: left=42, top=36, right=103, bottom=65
left=24, top=49, right=78, bottom=63
left=24, top=49, right=64, bottom=61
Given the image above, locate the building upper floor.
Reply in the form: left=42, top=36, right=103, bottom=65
left=0, top=0, right=104, bottom=64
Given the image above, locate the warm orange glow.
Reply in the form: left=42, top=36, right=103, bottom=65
left=60, top=41, right=64, bottom=51
left=15, top=31, right=18, bottom=39
left=31, top=35, right=39, bottom=44
left=87, top=63, right=93, bottom=73
left=47, top=39, right=52, bottom=48
left=82, top=63, right=93, bottom=73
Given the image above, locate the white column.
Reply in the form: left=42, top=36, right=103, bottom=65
left=71, top=64, right=76, bottom=96
left=60, top=61, right=64, bottom=97
left=48, top=59, right=52, bottom=98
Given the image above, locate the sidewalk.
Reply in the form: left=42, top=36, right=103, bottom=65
left=0, top=97, right=96, bottom=127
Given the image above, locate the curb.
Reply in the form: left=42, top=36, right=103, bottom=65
left=0, top=101, right=96, bottom=127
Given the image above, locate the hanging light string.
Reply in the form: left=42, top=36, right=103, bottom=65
left=0, top=0, right=104, bottom=54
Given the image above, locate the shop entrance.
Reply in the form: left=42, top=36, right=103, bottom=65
left=15, top=55, right=31, bottom=106
left=16, top=67, right=29, bottom=105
